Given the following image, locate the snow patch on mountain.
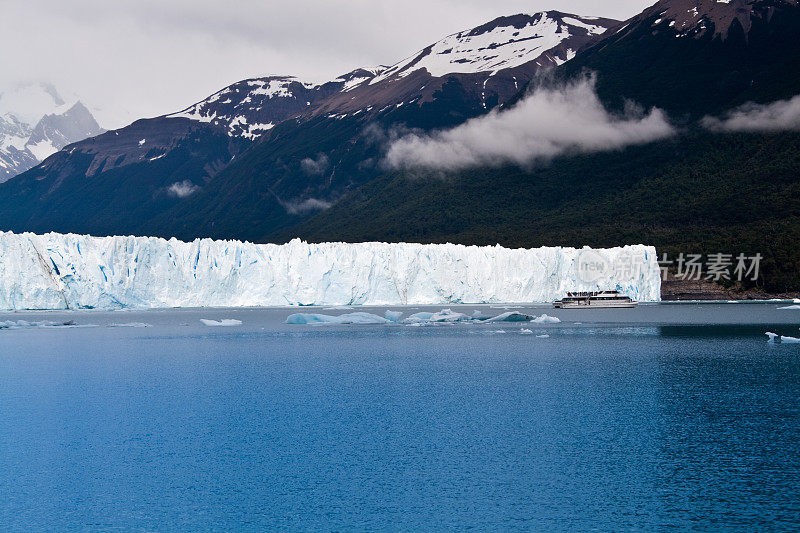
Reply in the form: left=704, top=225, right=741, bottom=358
left=0, top=232, right=661, bottom=310
left=25, top=139, right=58, bottom=161
left=165, top=74, right=362, bottom=139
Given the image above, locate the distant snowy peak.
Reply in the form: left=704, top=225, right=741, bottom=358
left=26, top=102, right=104, bottom=161
left=371, top=11, right=617, bottom=83
left=0, top=114, right=37, bottom=180
left=634, top=0, right=798, bottom=40
left=0, top=96, right=104, bottom=182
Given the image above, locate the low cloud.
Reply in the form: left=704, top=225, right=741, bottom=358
left=167, top=180, right=199, bottom=198
left=300, top=153, right=330, bottom=176
left=385, top=76, right=675, bottom=171
left=284, top=197, right=332, bottom=214
left=702, top=95, right=800, bottom=133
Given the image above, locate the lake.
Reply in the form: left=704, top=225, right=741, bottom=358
left=1, top=303, right=799, bottom=530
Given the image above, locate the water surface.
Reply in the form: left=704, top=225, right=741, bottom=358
left=1, top=303, right=799, bottom=530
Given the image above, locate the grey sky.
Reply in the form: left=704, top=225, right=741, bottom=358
left=0, top=0, right=654, bottom=128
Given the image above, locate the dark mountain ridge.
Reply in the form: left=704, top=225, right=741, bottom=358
left=555, top=0, right=800, bottom=118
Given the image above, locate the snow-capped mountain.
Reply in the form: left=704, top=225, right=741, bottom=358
left=312, top=11, right=618, bottom=115
left=25, top=102, right=103, bottom=161
left=0, top=84, right=104, bottom=182
left=373, top=12, right=610, bottom=80
left=0, top=10, right=620, bottom=238
left=165, top=71, right=385, bottom=139
left=167, top=12, right=617, bottom=132
left=0, top=114, right=38, bottom=182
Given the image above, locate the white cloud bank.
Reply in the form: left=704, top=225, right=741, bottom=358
left=300, top=153, right=330, bottom=176
left=385, top=77, right=675, bottom=171
left=702, top=95, right=800, bottom=133
left=284, top=198, right=332, bottom=215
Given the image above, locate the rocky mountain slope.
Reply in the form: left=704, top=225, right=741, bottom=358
left=555, top=0, right=800, bottom=117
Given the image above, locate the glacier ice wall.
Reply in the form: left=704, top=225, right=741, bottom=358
left=0, top=231, right=661, bottom=310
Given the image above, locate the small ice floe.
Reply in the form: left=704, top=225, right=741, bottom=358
left=766, top=331, right=800, bottom=344
left=520, top=328, right=534, bottom=335
left=428, top=309, right=471, bottom=323
left=400, top=309, right=471, bottom=324
left=403, top=312, right=435, bottom=324
left=531, top=314, right=561, bottom=324
left=285, top=312, right=389, bottom=325
left=200, top=319, right=243, bottom=327
left=491, top=329, right=507, bottom=334
left=777, top=305, right=800, bottom=310
left=384, top=310, right=403, bottom=323
left=536, top=334, right=550, bottom=338
left=484, top=311, right=532, bottom=323
left=109, top=322, right=151, bottom=328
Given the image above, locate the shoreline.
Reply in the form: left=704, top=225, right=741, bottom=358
left=661, top=277, right=800, bottom=301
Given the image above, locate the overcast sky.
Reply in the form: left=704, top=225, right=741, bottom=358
left=0, top=0, right=654, bottom=128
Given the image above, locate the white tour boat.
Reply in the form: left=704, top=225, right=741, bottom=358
left=553, top=291, right=637, bottom=309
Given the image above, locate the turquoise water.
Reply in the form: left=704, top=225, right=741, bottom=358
left=1, top=304, right=799, bottom=530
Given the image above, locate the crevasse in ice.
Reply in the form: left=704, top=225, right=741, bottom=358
left=0, top=231, right=661, bottom=310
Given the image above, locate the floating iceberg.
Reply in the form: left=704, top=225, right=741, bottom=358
left=778, top=305, right=800, bottom=310
left=765, top=331, right=800, bottom=344
left=287, top=309, right=567, bottom=327
left=427, top=309, right=472, bottom=323
left=0, top=231, right=661, bottom=310
left=531, top=314, right=561, bottom=324
left=484, top=311, right=532, bottom=322
left=286, top=312, right=389, bottom=325
left=384, top=310, right=404, bottom=323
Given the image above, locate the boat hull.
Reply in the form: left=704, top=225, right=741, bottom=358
left=554, top=301, right=638, bottom=309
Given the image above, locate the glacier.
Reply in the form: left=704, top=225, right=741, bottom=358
left=0, top=231, right=661, bottom=310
